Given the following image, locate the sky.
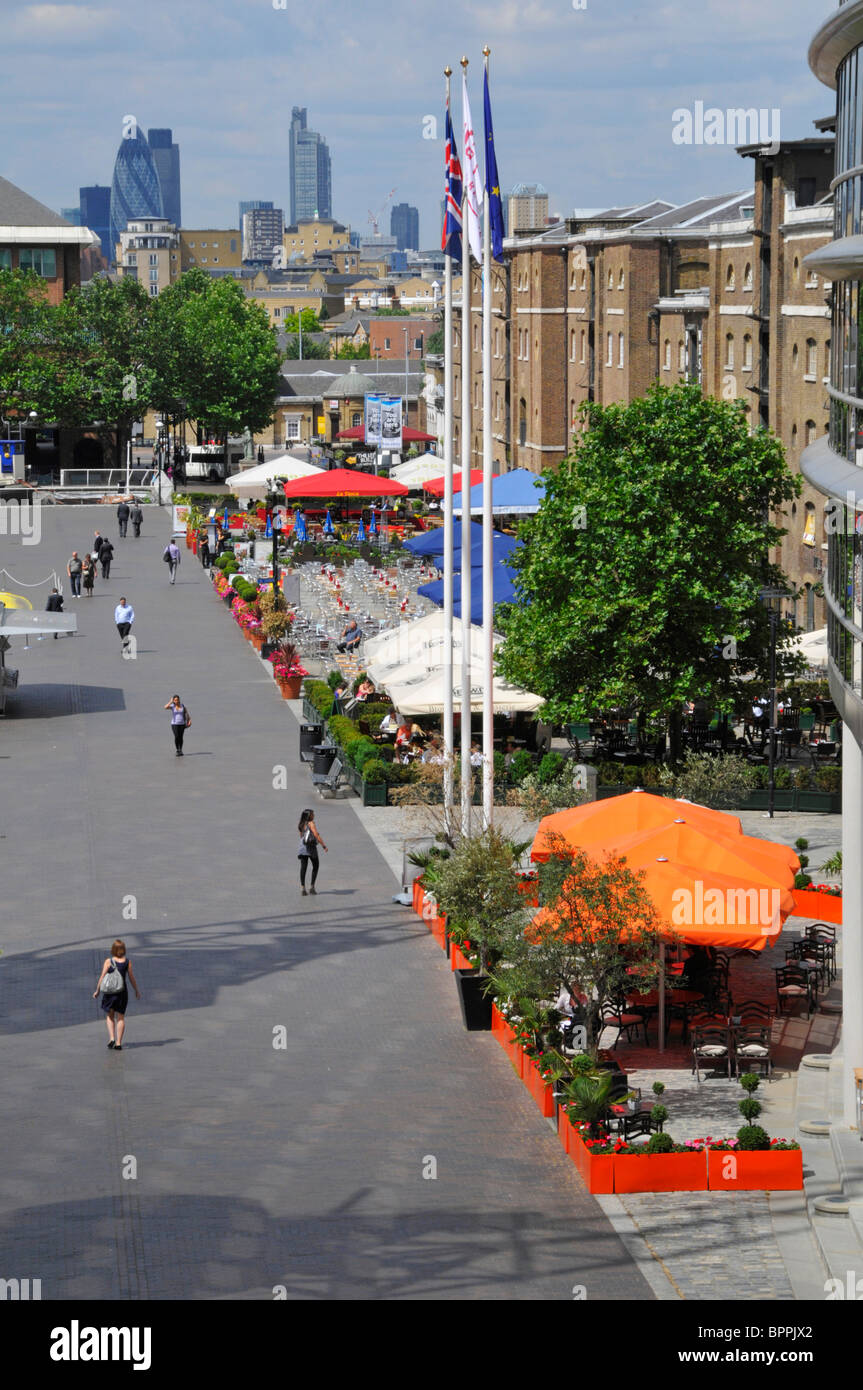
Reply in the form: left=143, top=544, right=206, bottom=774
left=2, top=0, right=839, bottom=245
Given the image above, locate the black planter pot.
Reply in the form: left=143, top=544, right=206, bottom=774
left=261, top=641, right=277, bottom=659
left=454, top=969, right=492, bottom=1032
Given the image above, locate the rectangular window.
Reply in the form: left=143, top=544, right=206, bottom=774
left=230, top=239, right=237, bottom=254
left=384, top=337, right=391, bottom=350
left=149, top=284, right=159, bottom=297
left=126, top=253, right=137, bottom=266
left=352, top=412, right=362, bottom=427
left=606, top=332, right=613, bottom=366
left=18, top=248, right=57, bottom=277
left=149, top=253, right=158, bottom=266
left=0, top=249, right=11, bottom=269
left=618, top=332, right=624, bottom=367
left=285, top=417, right=300, bottom=440
left=149, top=267, right=159, bottom=281
left=274, top=307, right=280, bottom=317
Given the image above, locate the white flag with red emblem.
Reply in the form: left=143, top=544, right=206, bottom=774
left=462, top=71, right=483, bottom=264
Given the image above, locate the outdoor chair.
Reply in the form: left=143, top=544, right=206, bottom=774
left=805, top=923, right=837, bottom=980
left=733, top=1026, right=773, bottom=1080
left=311, top=756, right=344, bottom=797
left=688, top=1007, right=732, bottom=1033
left=734, top=1000, right=775, bottom=1028
left=775, top=964, right=814, bottom=1018
left=808, top=740, right=840, bottom=770
left=786, top=939, right=830, bottom=991
left=613, top=1110, right=664, bottom=1142
left=599, top=999, right=649, bottom=1050
left=691, top=1026, right=732, bottom=1082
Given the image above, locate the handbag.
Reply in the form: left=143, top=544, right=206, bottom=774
left=183, top=706, right=191, bottom=728
left=100, top=959, right=124, bottom=995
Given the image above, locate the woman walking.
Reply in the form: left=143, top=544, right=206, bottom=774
left=82, top=553, right=96, bottom=597
left=297, top=808, right=327, bottom=895
left=164, top=694, right=191, bottom=756
left=93, top=939, right=141, bottom=1050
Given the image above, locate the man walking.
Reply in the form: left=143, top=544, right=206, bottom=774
left=117, top=500, right=130, bottom=538
left=66, top=551, right=82, bottom=598
left=163, top=538, right=181, bottom=584
left=45, top=587, right=63, bottom=638
left=99, top=537, right=114, bottom=580
left=115, top=596, right=135, bottom=652
left=130, top=503, right=143, bottom=538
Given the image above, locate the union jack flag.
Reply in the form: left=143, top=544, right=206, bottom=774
left=442, top=100, right=462, bottom=261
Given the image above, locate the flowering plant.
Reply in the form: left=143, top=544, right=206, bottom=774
left=268, top=643, right=309, bottom=680
left=814, top=883, right=841, bottom=897
left=695, top=1135, right=800, bottom=1150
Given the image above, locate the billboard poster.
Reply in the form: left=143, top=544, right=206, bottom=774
left=381, top=396, right=403, bottom=453
left=364, top=394, right=382, bottom=446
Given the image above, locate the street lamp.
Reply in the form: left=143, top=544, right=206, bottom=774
left=272, top=507, right=283, bottom=596
left=759, top=585, right=788, bottom=819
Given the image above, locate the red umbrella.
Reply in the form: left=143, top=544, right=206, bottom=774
left=333, top=425, right=438, bottom=443
left=423, top=469, right=496, bottom=497
left=281, top=468, right=409, bottom=499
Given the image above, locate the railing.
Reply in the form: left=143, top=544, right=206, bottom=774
left=59, top=469, right=155, bottom=488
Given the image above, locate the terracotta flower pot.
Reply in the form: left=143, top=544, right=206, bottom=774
left=614, top=1150, right=707, bottom=1193
left=564, top=1127, right=615, bottom=1194
left=279, top=675, right=303, bottom=700
left=707, top=1147, right=803, bottom=1191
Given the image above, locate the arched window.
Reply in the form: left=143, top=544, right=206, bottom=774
left=726, top=263, right=735, bottom=291
left=805, top=419, right=817, bottom=446
left=607, top=269, right=614, bottom=290
left=792, top=343, right=799, bottom=370
left=607, top=332, right=614, bottom=365
left=580, top=329, right=586, bottom=362
left=678, top=340, right=685, bottom=371
left=825, top=338, right=831, bottom=376
left=618, top=269, right=625, bottom=289
left=743, top=334, right=753, bottom=369
left=580, top=269, right=586, bottom=290
left=743, top=262, right=753, bottom=290
left=570, top=329, right=576, bottom=360
left=793, top=256, right=800, bottom=283
left=495, top=392, right=500, bottom=420
left=791, top=423, right=798, bottom=451
left=725, top=333, right=734, bottom=369
left=494, top=327, right=500, bottom=357
left=663, top=339, right=671, bottom=370
left=806, top=338, right=817, bottom=375
left=618, top=332, right=625, bottom=367
left=518, top=398, right=527, bottom=447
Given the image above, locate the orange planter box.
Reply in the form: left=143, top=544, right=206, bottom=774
left=707, top=1148, right=803, bottom=1191
left=614, top=1150, right=708, bottom=1193
left=412, top=878, right=425, bottom=915
left=429, top=912, right=448, bottom=952
left=491, top=1003, right=524, bottom=1078
left=791, top=889, right=842, bottom=924
left=449, top=941, right=474, bottom=972
left=522, top=1057, right=555, bottom=1118
left=563, top=1126, right=615, bottom=1194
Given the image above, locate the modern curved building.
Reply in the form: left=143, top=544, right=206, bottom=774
left=109, top=129, right=164, bottom=264
left=806, top=1, right=863, bottom=1128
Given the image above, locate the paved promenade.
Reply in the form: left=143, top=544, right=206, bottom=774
left=0, top=505, right=652, bottom=1301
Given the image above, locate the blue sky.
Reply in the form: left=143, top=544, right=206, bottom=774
left=3, top=0, right=837, bottom=243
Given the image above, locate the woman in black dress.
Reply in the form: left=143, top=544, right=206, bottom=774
left=297, top=808, right=327, bottom=895
left=82, top=554, right=96, bottom=597
left=93, top=939, right=141, bottom=1050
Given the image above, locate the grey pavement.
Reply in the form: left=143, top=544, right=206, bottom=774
left=0, top=505, right=652, bottom=1301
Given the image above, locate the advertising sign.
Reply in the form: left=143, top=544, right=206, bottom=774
left=380, top=396, right=403, bottom=453
left=364, top=394, right=382, bottom=446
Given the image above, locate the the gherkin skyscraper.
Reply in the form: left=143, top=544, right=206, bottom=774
left=109, top=127, right=164, bottom=263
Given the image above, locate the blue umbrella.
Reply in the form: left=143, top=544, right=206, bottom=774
left=417, top=559, right=521, bottom=625
left=369, top=508, right=378, bottom=536
left=222, top=508, right=229, bottom=529
left=357, top=518, right=366, bottom=543
left=323, top=510, right=335, bottom=536
left=403, top=519, right=484, bottom=557
left=453, top=468, right=547, bottom=517
left=293, top=510, right=307, bottom=543
left=265, top=513, right=273, bottom=538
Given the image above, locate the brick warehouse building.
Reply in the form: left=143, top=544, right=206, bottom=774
left=448, top=132, right=835, bottom=630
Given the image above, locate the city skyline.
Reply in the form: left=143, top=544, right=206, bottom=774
left=6, top=0, right=830, bottom=253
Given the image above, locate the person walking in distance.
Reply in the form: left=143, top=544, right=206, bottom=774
left=45, top=587, right=63, bottom=638
left=130, top=503, right=143, bottom=538
left=297, top=808, right=327, bottom=895
left=115, top=596, right=134, bottom=651
left=93, top=938, right=141, bottom=1051
left=66, top=551, right=83, bottom=598
left=81, top=552, right=96, bottom=598
left=117, top=499, right=130, bottom=538
left=163, top=538, right=181, bottom=584
left=165, top=694, right=191, bottom=755
left=99, top=536, right=114, bottom=580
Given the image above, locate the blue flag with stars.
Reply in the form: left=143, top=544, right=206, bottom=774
left=483, top=68, right=504, bottom=262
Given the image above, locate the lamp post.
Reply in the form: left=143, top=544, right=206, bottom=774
left=154, top=417, right=164, bottom=507
left=272, top=507, right=282, bottom=595
left=760, top=586, right=787, bottom=819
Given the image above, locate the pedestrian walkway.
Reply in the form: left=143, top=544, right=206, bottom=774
left=0, top=505, right=651, bottom=1300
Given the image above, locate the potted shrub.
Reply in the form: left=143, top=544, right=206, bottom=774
left=268, top=642, right=309, bottom=699
left=706, top=1075, right=802, bottom=1190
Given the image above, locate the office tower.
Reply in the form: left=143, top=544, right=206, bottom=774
left=60, top=207, right=81, bottom=224
left=109, top=128, right=164, bottom=259
left=508, top=184, right=546, bottom=232
left=147, top=129, right=182, bottom=227
left=79, top=185, right=111, bottom=256
left=242, top=206, right=284, bottom=261
left=289, top=107, right=332, bottom=223
left=238, top=200, right=274, bottom=232
left=391, top=202, right=419, bottom=251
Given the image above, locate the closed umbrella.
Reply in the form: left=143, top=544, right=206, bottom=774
left=357, top=517, right=366, bottom=543
left=369, top=508, right=378, bottom=536
left=293, top=511, right=307, bottom=543
left=323, top=510, right=335, bottom=536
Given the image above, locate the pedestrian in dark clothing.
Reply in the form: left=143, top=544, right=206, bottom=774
left=93, top=530, right=106, bottom=559
left=297, top=808, right=327, bottom=895
left=82, top=554, right=96, bottom=597
left=45, top=588, right=63, bottom=638
left=130, top=504, right=143, bottom=537
left=165, top=694, right=191, bottom=755
left=99, top=538, right=114, bottom=579
left=93, top=938, right=141, bottom=1050
left=117, top=501, right=130, bottom=537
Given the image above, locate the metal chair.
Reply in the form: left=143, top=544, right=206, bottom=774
left=733, top=1025, right=773, bottom=1080
left=691, top=1026, right=732, bottom=1082
left=599, top=998, right=649, bottom=1049
left=775, top=964, right=814, bottom=1018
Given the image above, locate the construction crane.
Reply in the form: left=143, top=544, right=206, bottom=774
left=367, top=188, right=397, bottom=238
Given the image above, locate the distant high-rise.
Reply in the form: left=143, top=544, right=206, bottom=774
left=60, top=206, right=81, bottom=225
left=148, top=128, right=181, bottom=227
left=242, top=206, right=284, bottom=262
left=289, top=107, right=332, bottom=223
left=79, top=185, right=111, bottom=257
left=109, top=129, right=164, bottom=259
left=391, top=202, right=419, bottom=252
left=507, top=183, right=545, bottom=232
left=238, top=199, right=274, bottom=232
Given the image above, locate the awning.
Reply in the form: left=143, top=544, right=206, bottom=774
left=453, top=467, right=546, bottom=516
left=281, top=468, right=409, bottom=499
left=385, top=666, right=542, bottom=715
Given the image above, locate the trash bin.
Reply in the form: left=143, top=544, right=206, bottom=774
left=312, top=743, right=337, bottom=776
left=300, top=723, right=321, bottom=762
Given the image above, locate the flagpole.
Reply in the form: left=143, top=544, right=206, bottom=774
left=443, top=65, right=455, bottom=840
left=481, top=45, right=494, bottom=831
left=460, top=54, right=472, bottom=839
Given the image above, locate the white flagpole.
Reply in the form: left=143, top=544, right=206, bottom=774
left=460, top=54, right=472, bottom=838
left=443, top=66, right=455, bottom=839
left=481, top=45, right=494, bottom=830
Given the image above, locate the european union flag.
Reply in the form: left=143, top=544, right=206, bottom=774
left=484, top=68, right=504, bottom=262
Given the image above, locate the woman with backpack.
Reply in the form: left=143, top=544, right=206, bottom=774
left=297, top=808, right=327, bottom=895
left=164, top=694, right=191, bottom=755
left=93, top=938, right=141, bottom=1050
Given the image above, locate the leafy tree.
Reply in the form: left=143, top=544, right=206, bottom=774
left=282, top=335, right=329, bottom=360
left=283, top=309, right=322, bottom=334
left=335, top=341, right=371, bottom=359
left=431, top=826, right=530, bottom=972
left=0, top=269, right=55, bottom=424
left=373, top=307, right=410, bottom=316
left=496, top=383, right=801, bottom=761
left=425, top=329, right=444, bottom=356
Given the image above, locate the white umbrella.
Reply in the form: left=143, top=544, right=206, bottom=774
left=385, top=666, right=542, bottom=716
left=366, top=615, right=500, bottom=686
left=789, top=627, right=827, bottom=666
left=390, top=453, right=445, bottom=489
left=227, top=455, right=323, bottom=499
